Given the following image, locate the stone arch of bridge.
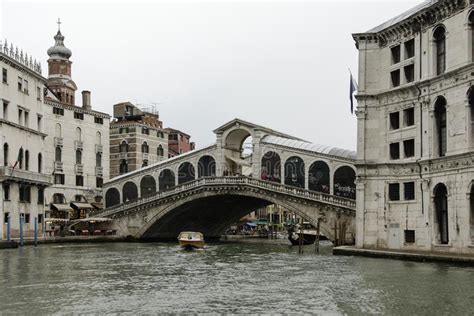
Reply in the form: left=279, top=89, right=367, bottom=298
left=135, top=189, right=342, bottom=241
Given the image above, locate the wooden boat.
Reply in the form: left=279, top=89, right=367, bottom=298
left=287, top=222, right=318, bottom=246
left=178, top=231, right=205, bottom=249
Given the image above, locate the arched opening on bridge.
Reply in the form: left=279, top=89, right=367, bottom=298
left=159, top=169, right=175, bottom=191
left=178, top=162, right=195, bottom=185
left=123, top=181, right=138, bottom=203
left=198, top=155, right=216, bottom=178
left=308, top=161, right=330, bottom=194
left=105, top=188, right=120, bottom=208
left=224, top=128, right=252, bottom=176
left=333, top=166, right=356, bottom=199
left=140, top=175, right=156, bottom=197
left=261, top=151, right=281, bottom=183
left=434, top=183, right=449, bottom=244
left=284, top=156, right=305, bottom=188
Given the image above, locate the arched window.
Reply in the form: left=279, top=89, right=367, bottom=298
left=157, top=145, right=164, bottom=157
left=261, top=151, right=281, bottom=183
left=434, top=26, right=446, bottom=75
left=469, top=11, right=474, bottom=62
left=141, top=142, right=149, bottom=153
left=25, top=150, right=29, bottom=171
left=119, top=159, right=128, bottom=174
left=76, top=149, right=82, bottom=164
left=38, top=153, right=42, bottom=173
left=75, top=127, right=82, bottom=141
left=308, top=161, right=330, bottom=194
left=434, top=183, right=449, bottom=244
left=55, top=146, right=62, bottom=162
left=122, top=181, right=138, bottom=202
left=435, top=97, right=447, bottom=157
left=284, top=156, right=305, bottom=188
left=198, top=155, right=216, bottom=178
left=159, top=169, right=175, bottom=191
left=333, top=166, right=356, bottom=199
left=105, top=188, right=120, bottom=208
left=119, top=141, right=128, bottom=153
left=96, top=152, right=102, bottom=167
left=3, top=143, right=8, bottom=166
left=178, top=162, right=195, bottom=184
left=96, top=131, right=102, bottom=145
left=140, top=175, right=156, bottom=197
left=18, top=148, right=23, bottom=169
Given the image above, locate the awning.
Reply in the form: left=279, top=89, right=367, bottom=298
left=91, top=202, right=103, bottom=210
left=70, top=202, right=95, bottom=210
left=245, top=222, right=257, bottom=227
left=68, top=217, right=112, bottom=228
left=50, top=204, right=73, bottom=212
left=225, top=155, right=251, bottom=167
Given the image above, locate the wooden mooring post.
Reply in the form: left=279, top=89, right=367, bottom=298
left=315, top=219, right=320, bottom=254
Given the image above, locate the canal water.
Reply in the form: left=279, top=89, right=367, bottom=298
left=1, top=240, right=474, bottom=315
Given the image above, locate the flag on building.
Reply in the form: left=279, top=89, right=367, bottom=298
left=11, top=147, right=23, bottom=173
left=349, top=71, right=358, bottom=114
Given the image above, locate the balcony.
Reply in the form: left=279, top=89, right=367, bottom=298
left=95, top=144, right=103, bottom=153
left=54, top=137, right=63, bottom=147
left=95, top=166, right=103, bottom=176
left=54, top=161, right=63, bottom=172
left=75, top=164, right=84, bottom=174
left=75, top=140, right=84, bottom=150
left=0, top=166, right=51, bottom=185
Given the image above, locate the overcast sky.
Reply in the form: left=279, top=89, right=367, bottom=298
left=1, top=0, right=424, bottom=150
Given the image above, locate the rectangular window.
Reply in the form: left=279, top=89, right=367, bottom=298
left=3, top=183, right=10, bottom=200
left=19, top=185, right=31, bottom=203
left=25, top=213, right=30, bottom=224
left=37, top=86, right=41, bottom=100
left=53, top=107, right=64, bottom=116
left=2, top=68, right=7, bottom=84
left=403, top=108, right=415, bottom=127
left=3, top=101, right=8, bottom=120
left=17, top=77, right=22, bottom=91
left=119, top=127, right=129, bottom=134
left=404, top=39, right=415, bottom=59
left=390, top=142, right=400, bottom=160
left=24, top=111, right=29, bottom=128
left=18, top=109, right=23, bottom=126
left=389, top=183, right=400, bottom=201
left=94, top=117, right=103, bottom=124
left=403, top=139, right=415, bottom=158
left=391, top=45, right=401, bottom=64
left=74, top=112, right=84, bottom=120
left=142, top=127, right=149, bottom=135
left=38, top=214, right=43, bottom=224
left=404, top=230, right=415, bottom=243
left=54, top=173, right=65, bottom=185
left=389, top=112, right=400, bottom=130
left=404, top=182, right=415, bottom=200
left=4, top=212, right=9, bottom=224
left=76, top=175, right=84, bottom=186
left=96, top=177, right=103, bottom=188
left=38, top=187, right=44, bottom=204
left=404, top=64, right=414, bottom=83
left=23, top=80, right=28, bottom=94
left=37, top=115, right=42, bottom=132
left=391, top=70, right=400, bottom=87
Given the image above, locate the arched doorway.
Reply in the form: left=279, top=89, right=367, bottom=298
left=261, top=151, right=281, bottom=183
left=198, top=155, right=216, bottom=178
left=308, top=161, right=330, bottom=194
left=105, top=188, right=120, bottom=208
left=333, top=166, right=356, bottom=199
left=122, top=181, right=138, bottom=202
left=224, top=128, right=252, bottom=176
left=284, top=156, right=305, bottom=188
left=159, top=169, right=175, bottom=191
left=140, top=175, right=156, bottom=197
left=178, top=162, right=195, bottom=184
left=434, top=183, right=449, bottom=244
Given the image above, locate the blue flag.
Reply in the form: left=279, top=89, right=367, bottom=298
left=349, top=72, right=358, bottom=114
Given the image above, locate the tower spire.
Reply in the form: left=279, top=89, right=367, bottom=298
left=57, top=18, right=61, bottom=32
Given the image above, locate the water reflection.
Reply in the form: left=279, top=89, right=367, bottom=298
left=0, top=240, right=473, bottom=314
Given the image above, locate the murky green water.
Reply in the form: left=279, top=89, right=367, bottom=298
left=0, top=240, right=473, bottom=314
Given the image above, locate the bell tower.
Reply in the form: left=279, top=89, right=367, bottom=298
left=46, top=19, right=77, bottom=106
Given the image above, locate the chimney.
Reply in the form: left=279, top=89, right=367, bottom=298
left=82, top=90, right=91, bottom=110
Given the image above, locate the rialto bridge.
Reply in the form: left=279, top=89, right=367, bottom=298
left=97, top=119, right=357, bottom=244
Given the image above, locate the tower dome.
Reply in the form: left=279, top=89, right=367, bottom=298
left=47, top=30, right=72, bottom=59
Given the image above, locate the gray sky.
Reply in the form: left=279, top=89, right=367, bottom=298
left=1, top=0, right=424, bottom=150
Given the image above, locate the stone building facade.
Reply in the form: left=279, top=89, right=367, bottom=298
left=166, top=128, right=195, bottom=158
left=43, top=28, right=110, bottom=232
left=0, top=41, right=52, bottom=239
left=353, top=0, right=474, bottom=254
left=109, top=102, right=168, bottom=179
